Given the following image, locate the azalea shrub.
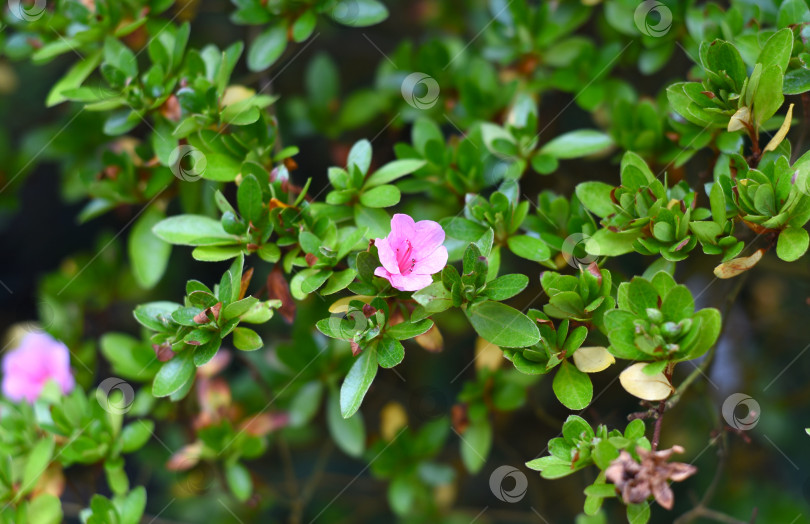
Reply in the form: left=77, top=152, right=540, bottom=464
left=2, top=0, right=810, bottom=523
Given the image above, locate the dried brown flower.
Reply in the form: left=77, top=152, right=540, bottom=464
left=605, top=445, right=697, bottom=510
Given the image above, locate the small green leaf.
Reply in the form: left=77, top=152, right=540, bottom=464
left=339, top=349, right=378, bottom=418
left=552, top=361, right=593, bottom=410
left=129, top=205, right=171, bottom=289
left=327, top=390, right=366, bottom=457
left=232, top=327, right=263, bottom=351
left=152, top=215, right=234, bottom=246
left=329, top=0, right=389, bottom=27
left=359, top=185, right=401, bottom=208
left=247, top=24, right=288, bottom=72
left=481, top=274, right=529, bottom=301
left=507, top=235, right=551, bottom=262
left=237, top=174, right=263, bottom=224
left=466, top=301, right=540, bottom=348
left=539, top=130, right=613, bottom=159
left=365, top=159, right=426, bottom=187
left=776, top=226, right=809, bottom=262
left=376, top=335, right=405, bottom=368
left=460, top=419, right=492, bottom=474
left=22, top=437, right=54, bottom=496
left=225, top=462, right=253, bottom=502
left=387, top=319, right=434, bottom=340
left=152, top=350, right=195, bottom=397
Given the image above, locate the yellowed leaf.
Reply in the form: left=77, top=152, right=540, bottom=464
left=573, top=346, right=615, bottom=373
left=763, top=103, right=795, bottom=153
left=475, top=337, right=503, bottom=372
left=727, top=106, right=751, bottom=132
left=221, top=85, right=255, bottom=107
left=380, top=401, right=408, bottom=440
left=713, top=248, right=765, bottom=279
left=619, top=363, right=673, bottom=401
left=328, top=295, right=375, bottom=314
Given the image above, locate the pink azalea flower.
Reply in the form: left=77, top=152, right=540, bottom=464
left=2, top=332, right=75, bottom=403
left=374, top=214, right=448, bottom=292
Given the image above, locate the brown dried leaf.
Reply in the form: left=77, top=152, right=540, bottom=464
left=713, top=248, right=765, bottom=279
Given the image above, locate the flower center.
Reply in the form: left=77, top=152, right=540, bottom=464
left=395, top=239, right=417, bottom=274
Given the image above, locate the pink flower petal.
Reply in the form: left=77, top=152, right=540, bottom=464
left=375, top=237, right=401, bottom=275
left=1, top=332, right=74, bottom=404
left=414, top=245, right=448, bottom=275
left=412, top=220, right=446, bottom=259
left=388, top=272, right=434, bottom=292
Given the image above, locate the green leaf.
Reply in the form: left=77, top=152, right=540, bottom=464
left=576, top=181, right=616, bottom=218
left=237, top=174, right=263, bottom=224
left=26, top=494, right=62, bottom=524
left=481, top=274, right=529, bottom=301
left=22, top=436, right=54, bottom=496
left=507, top=235, right=551, bottom=262
left=627, top=502, right=651, bottom=524
left=115, top=487, right=146, bottom=524
left=121, top=420, right=154, bottom=453
left=552, top=361, right=593, bottom=410
left=376, top=335, right=405, bottom=368
left=247, top=24, right=288, bottom=72
left=757, top=28, right=793, bottom=72
left=329, top=0, right=389, bottom=27
left=232, top=327, right=263, bottom=351
left=152, top=350, right=195, bottom=397
left=202, top=153, right=242, bottom=182
left=776, top=226, right=809, bottom=262
left=354, top=205, right=389, bottom=238
left=460, top=419, right=492, bottom=474
left=359, top=185, right=401, bottom=208
left=340, top=349, right=378, bottom=418
left=387, top=319, right=434, bottom=340
left=129, top=205, right=171, bottom=289
left=225, top=462, right=253, bottom=502
left=539, top=130, right=613, bottom=159
left=466, top=301, right=540, bottom=348
left=365, top=159, right=426, bottom=187
left=47, top=50, right=103, bottom=107
left=753, top=64, right=785, bottom=125
left=153, top=215, right=234, bottom=246
left=586, top=228, right=642, bottom=256
left=348, top=139, right=372, bottom=175
left=327, top=390, right=366, bottom=457
left=289, top=382, right=324, bottom=427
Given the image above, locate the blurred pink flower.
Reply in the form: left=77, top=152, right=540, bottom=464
left=2, top=332, right=75, bottom=403
left=374, top=214, right=448, bottom=291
